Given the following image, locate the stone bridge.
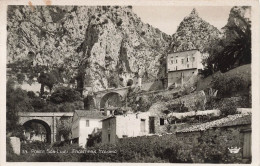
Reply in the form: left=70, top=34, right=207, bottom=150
left=84, top=86, right=131, bottom=111
left=18, top=112, right=74, bottom=143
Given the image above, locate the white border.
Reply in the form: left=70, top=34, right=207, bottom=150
left=0, top=0, right=259, bottom=166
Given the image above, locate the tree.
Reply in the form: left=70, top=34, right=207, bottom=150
left=57, top=116, right=72, bottom=140
left=201, top=7, right=251, bottom=75
left=6, top=78, right=33, bottom=134
left=219, top=19, right=251, bottom=72
left=201, top=39, right=224, bottom=77
left=50, top=87, right=82, bottom=104
left=37, top=71, right=57, bottom=97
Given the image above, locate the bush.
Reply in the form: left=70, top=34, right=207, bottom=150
left=191, top=128, right=242, bottom=163
left=21, top=141, right=49, bottom=152
left=219, top=99, right=237, bottom=116
left=81, top=134, right=180, bottom=162
left=50, top=87, right=82, bottom=104
left=212, top=74, right=248, bottom=97
left=86, top=130, right=102, bottom=147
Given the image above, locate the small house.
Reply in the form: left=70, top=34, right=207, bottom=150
left=101, top=112, right=151, bottom=144
left=71, top=110, right=106, bottom=147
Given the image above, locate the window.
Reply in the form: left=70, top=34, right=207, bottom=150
left=86, top=120, right=89, bottom=127
left=108, top=134, right=110, bottom=142
left=175, top=59, right=178, bottom=63
left=181, top=59, right=184, bottom=64
left=141, top=119, right=145, bottom=132
left=187, top=57, right=189, bottom=62
left=193, top=57, right=195, bottom=61
left=171, top=60, right=173, bottom=64
left=160, top=118, right=164, bottom=125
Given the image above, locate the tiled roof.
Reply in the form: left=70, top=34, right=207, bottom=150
left=74, top=110, right=105, bottom=119
left=216, top=115, right=251, bottom=127
left=168, top=49, right=199, bottom=57
left=176, top=114, right=251, bottom=133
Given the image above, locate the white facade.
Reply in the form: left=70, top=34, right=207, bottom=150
left=102, top=112, right=151, bottom=144
left=71, top=111, right=103, bottom=147
left=167, top=50, right=203, bottom=72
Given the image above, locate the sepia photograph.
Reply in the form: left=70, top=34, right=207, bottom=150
left=1, top=0, right=259, bottom=164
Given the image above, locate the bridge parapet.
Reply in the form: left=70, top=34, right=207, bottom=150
left=94, top=86, right=130, bottom=95
left=18, top=112, right=74, bottom=117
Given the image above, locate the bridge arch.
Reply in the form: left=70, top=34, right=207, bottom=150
left=84, top=95, right=96, bottom=110
left=100, top=92, right=124, bottom=109
left=22, top=119, right=52, bottom=143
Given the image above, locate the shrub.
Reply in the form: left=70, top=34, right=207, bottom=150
left=50, top=87, right=82, bottom=104
left=86, top=130, right=102, bottom=147
left=219, top=99, right=237, bottom=116
left=21, top=141, right=48, bottom=152
left=212, top=74, right=248, bottom=97
left=81, top=134, right=179, bottom=162
left=191, top=128, right=242, bottom=163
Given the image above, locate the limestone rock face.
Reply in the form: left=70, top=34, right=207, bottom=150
left=7, top=6, right=171, bottom=91
left=170, top=8, right=222, bottom=53
left=80, top=6, right=171, bottom=91
left=223, top=6, right=251, bottom=39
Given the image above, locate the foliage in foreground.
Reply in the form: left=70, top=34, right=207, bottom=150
left=8, top=127, right=249, bottom=163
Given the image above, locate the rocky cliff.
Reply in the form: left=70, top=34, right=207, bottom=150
left=223, top=6, right=251, bottom=40
left=169, top=9, right=222, bottom=53
left=7, top=6, right=171, bottom=92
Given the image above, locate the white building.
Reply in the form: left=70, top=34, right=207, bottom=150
left=101, top=112, right=151, bottom=144
left=71, top=110, right=105, bottom=147
left=167, top=49, right=204, bottom=87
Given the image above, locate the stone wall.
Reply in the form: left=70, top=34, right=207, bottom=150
left=168, top=68, right=198, bottom=87
left=168, top=90, right=206, bottom=110
left=154, top=117, right=168, bottom=134
left=175, top=124, right=251, bottom=163
left=10, top=137, right=20, bottom=155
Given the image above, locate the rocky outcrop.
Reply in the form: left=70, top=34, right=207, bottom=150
left=222, top=6, right=251, bottom=39
left=7, top=6, right=171, bottom=92
left=169, top=8, right=222, bottom=53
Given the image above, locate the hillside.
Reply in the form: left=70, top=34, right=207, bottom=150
left=197, top=55, right=251, bottom=91
left=7, top=6, right=171, bottom=92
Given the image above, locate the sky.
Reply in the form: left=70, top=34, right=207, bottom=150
left=133, top=6, right=233, bottom=35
